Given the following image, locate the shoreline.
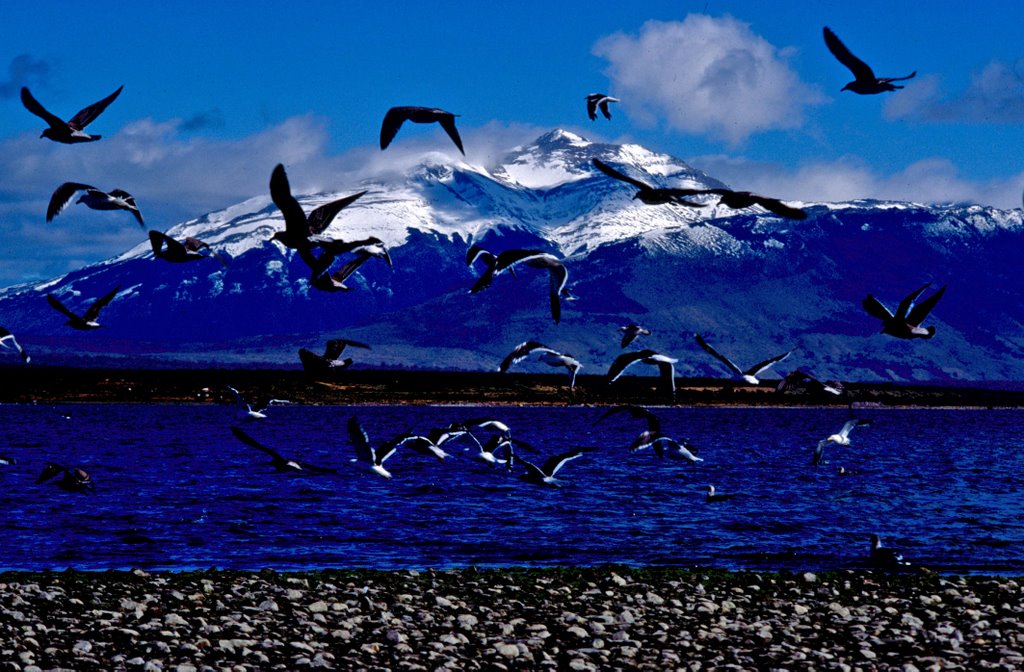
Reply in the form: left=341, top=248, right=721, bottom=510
left=1, top=567, right=1020, bottom=670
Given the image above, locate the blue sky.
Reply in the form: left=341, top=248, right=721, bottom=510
left=2, top=0, right=1023, bottom=286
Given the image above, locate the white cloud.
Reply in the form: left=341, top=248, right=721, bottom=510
left=885, top=60, right=1024, bottom=123
left=593, top=15, right=825, bottom=145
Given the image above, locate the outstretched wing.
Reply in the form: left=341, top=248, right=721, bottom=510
left=592, top=158, right=652, bottom=191
left=598, top=97, right=618, bottom=120
left=862, top=295, right=894, bottom=321
left=347, top=415, right=375, bottom=464
left=46, top=294, right=79, bottom=321
left=149, top=230, right=185, bottom=257
left=546, top=261, right=568, bottom=324
left=499, top=341, right=555, bottom=373
left=585, top=95, right=599, bottom=121
left=46, top=183, right=94, bottom=222
left=838, top=418, right=872, bottom=440
left=269, top=164, right=309, bottom=238
left=750, top=195, right=807, bottom=220
left=437, top=114, right=465, bottom=155
left=823, top=27, right=876, bottom=81
left=379, top=107, right=409, bottom=150
left=598, top=405, right=661, bottom=434
left=68, top=85, right=123, bottom=130
left=906, top=285, right=946, bottom=326
left=306, top=191, right=367, bottom=235
left=654, top=358, right=677, bottom=394
left=231, top=426, right=286, bottom=462
left=746, top=350, right=792, bottom=378
left=694, top=334, right=743, bottom=377
left=20, top=87, right=66, bottom=128
left=895, top=283, right=931, bottom=320
left=607, top=350, right=651, bottom=382
left=83, top=287, right=120, bottom=322
left=543, top=448, right=591, bottom=477
left=0, top=327, right=30, bottom=364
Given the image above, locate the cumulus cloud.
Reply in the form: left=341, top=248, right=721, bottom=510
left=593, top=15, right=825, bottom=145
left=691, top=154, right=1024, bottom=209
left=0, top=54, right=51, bottom=98
left=885, top=60, right=1024, bottom=123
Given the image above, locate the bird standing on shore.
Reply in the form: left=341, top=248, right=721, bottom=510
left=380, top=106, right=464, bottom=155
left=47, top=183, right=145, bottom=228
left=863, top=283, right=947, bottom=339
left=823, top=27, right=916, bottom=94
left=47, top=287, right=120, bottom=331
left=21, top=85, right=123, bottom=143
left=870, top=534, right=912, bottom=568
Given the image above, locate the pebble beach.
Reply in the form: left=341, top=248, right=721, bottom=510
left=2, top=568, right=1023, bottom=671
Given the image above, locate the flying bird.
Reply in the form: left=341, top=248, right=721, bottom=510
left=585, top=93, right=619, bottom=121
left=381, top=433, right=451, bottom=461
left=230, top=426, right=336, bottom=473
left=225, top=385, right=290, bottom=422
left=863, top=283, right=947, bottom=339
left=618, top=324, right=651, bottom=348
left=269, top=163, right=367, bottom=265
left=309, top=253, right=370, bottom=292
left=776, top=370, right=843, bottom=396
left=468, top=247, right=571, bottom=323
left=309, top=237, right=393, bottom=289
left=823, top=27, right=916, bottom=95
left=870, top=534, right=912, bottom=568
left=298, top=338, right=370, bottom=373
left=592, top=158, right=706, bottom=207
left=814, top=418, right=873, bottom=466
left=149, top=230, right=227, bottom=266
left=597, top=404, right=661, bottom=435
left=21, top=85, right=123, bottom=143
left=673, top=188, right=807, bottom=220
left=694, top=334, right=792, bottom=385
left=47, top=183, right=145, bottom=228
left=348, top=416, right=398, bottom=479
left=607, top=349, right=678, bottom=396
left=498, top=341, right=582, bottom=388
left=0, top=327, right=30, bottom=363
left=631, top=431, right=703, bottom=462
left=516, top=447, right=593, bottom=487
left=47, top=287, right=120, bottom=330
left=37, top=463, right=93, bottom=492
left=380, top=106, right=464, bottom=155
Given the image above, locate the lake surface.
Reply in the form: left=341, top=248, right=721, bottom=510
left=1, top=403, right=1021, bottom=573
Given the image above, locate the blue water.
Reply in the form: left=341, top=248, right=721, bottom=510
left=1, top=403, right=1022, bottom=574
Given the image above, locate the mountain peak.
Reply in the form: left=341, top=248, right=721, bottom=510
left=533, top=129, right=591, bottom=147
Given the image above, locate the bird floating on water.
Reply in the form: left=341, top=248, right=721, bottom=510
left=47, top=287, right=120, bottom=331
left=592, top=158, right=705, bottom=207
left=0, top=327, right=30, bottom=363
left=823, top=27, right=916, bottom=95
left=21, top=85, right=123, bottom=143
left=863, top=282, right=946, bottom=339
left=607, top=349, right=679, bottom=396
left=694, top=333, right=792, bottom=385
left=498, top=341, right=582, bottom=388
left=585, top=93, right=619, bottom=121
left=380, top=106, right=464, bottom=155
left=149, top=230, right=227, bottom=266
left=37, top=463, right=93, bottom=492
left=706, top=485, right=739, bottom=502
left=47, top=183, right=145, bottom=228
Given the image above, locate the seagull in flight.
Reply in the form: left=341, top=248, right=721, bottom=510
left=607, top=349, right=678, bottom=396
left=47, top=287, right=120, bottom=330
left=299, top=338, right=370, bottom=373
left=0, top=327, right=30, bottom=363
left=776, top=370, right=843, bottom=396
left=149, top=230, right=227, bottom=266
left=498, top=341, right=582, bottom=388
left=585, top=93, right=619, bottom=121
left=671, top=188, right=807, bottom=220
left=225, top=385, right=290, bottom=422
left=813, top=418, right=872, bottom=466
left=47, top=183, right=145, bottom=228
left=597, top=404, right=661, bottom=435
left=380, top=106, right=464, bottom=155
left=618, top=324, right=651, bottom=348
left=516, top=447, right=593, bottom=487
left=862, top=283, right=946, bottom=339
left=631, top=431, right=703, bottom=462
left=468, top=246, right=570, bottom=323
left=694, top=334, right=792, bottom=385
left=21, top=85, right=123, bottom=143
left=592, top=159, right=706, bottom=207
left=230, top=427, right=336, bottom=473
left=348, top=416, right=399, bottom=479
left=823, top=27, right=916, bottom=95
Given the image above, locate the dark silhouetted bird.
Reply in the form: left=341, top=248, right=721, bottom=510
left=47, top=183, right=144, bottom=227
left=21, top=85, right=123, bottom=143
left=870, top=534, right=912, bottom=568
left=380, top=106, right=464, bottom=155
left=230, top=426, right=336, bottom=473
left=618, top=324, right=651, bottom=348
left=47, top=287, right=120, bottom=330
left=776, top=370, right=843, bottom=396
left=673, top=188, right=807, bottom=219
left=863, top=283, right=946, bottom=339
left=592, top=159, right=706, bottom=207
left=37, top=463, right=93, bottom=492
left=823, top=27, right=916, bottom=95
left=706, top=485, right=740, bottom=502
left=149, top=230, right=227, bottom=266
left=299, top=338, right=370, bottom=372
left=585, top=93, right=619, bottom=120
left=694, top=334, right=792, bottom=385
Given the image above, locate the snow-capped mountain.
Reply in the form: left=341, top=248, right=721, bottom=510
left=2, top=130, right=1023, bottom=382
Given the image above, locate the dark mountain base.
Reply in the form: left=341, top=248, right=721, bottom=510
left=2, top=366, right=1023, bottom=407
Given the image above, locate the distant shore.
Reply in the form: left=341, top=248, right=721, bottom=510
left=2, top=366, right=1023, bottom=408
left=1, top=567, right=1020, bottom=670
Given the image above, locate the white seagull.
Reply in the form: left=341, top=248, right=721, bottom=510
left=47, top=183, right=145, bottom=228
left=226, top=385, right=290, bottom=422
left=468, top=246, right=570, bottom=323
left=47, top=287, right=120, bottom=331
left=0, top=327, right=30, bottom=363
left=814, top=418, right=873, bottom=465
left=630, top=431, right=704, bottom=462
left=607, top=349, right=678, bottom=396
left=498, top=340, right=582, bottom=388
left=694, top=333, right=792, bottom=385
left=348, top=416, right=398, bottom=479
left=516, top=447, right=593, bottom=487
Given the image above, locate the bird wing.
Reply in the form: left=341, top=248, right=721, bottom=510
left=47, top=294, right=79, bottom=321
left=694, top=334, right=744, bottom=377
left=655, top=358, right=677, bottom=394
left=499, top=341, right=554, bottom=373
left=306, top=191, right=367, bottom=235
left=585, top=96, right=598, bottom=121
left=599, top=405, right=661, bottom=433
left=906, top=285, right=946, bottom=326
left=466, top=244, right=495, bottom=267
left=591, top=158, right=653, bottom=191
left=269, top=164, right=309, bottom=240
left=83, top=287, right=120, bottom=322
left=838, top=418, right=872, bottom=439
left=182, top=236, right=209, bottom=253
left=325, top=339, right=371, bottom=360
left=149, top=230, right=184, bottom=258
left=231, top=426, right=286, bottom=462
left=437, top=114, right=465, bottom=155
left=895, top=282, right=932, bottom=320
left=746, top=350, right=792, bottom=378
left=543, top=448, right=590, bottom=477
left=619, top=327, right=638, bottom=348
left=862, top=295, right=894, bottom=321
left=546, top=264, right=567, bottom=324
left=607, top=350, right=653, bottom=382
left=379, top=107, right=409, bottom=150
left=750, top=195, right=807, bottom=220
left=495, top=249, right=555, bottom=272
left=67, top=85, right=123, bottom=130
left=46, top=183, right=94, bottom=222
left=327, top=254, right=371, bottom=286
left=347, top=416, right=375, bottom=464
left=823, top=27, right=876, bottom=81
left=225, top=385, right=249, bottom=411
left=0, top=328, right=29, bottom=363
left=598, top=97, right=617, bottom=120
left=20, top=87, right=66, bottom=128
left=517, top=458, right=547, bottom=481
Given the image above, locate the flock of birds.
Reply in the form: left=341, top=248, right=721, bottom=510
left=1, top=25, right=935, bottom=569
